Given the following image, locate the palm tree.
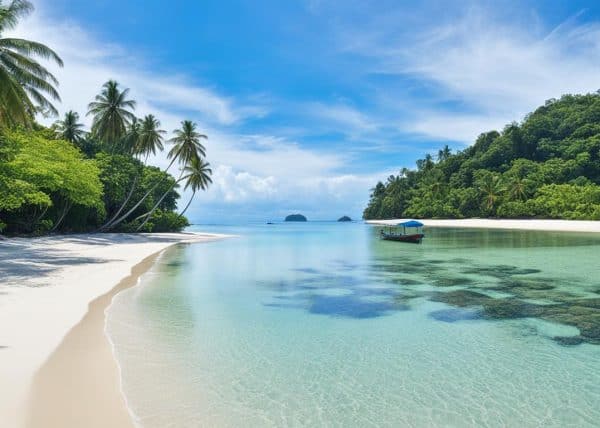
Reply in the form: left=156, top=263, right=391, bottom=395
left=121, top=117, right=141, bottom=155
left=136, top=114, right=165, bottom=162
left=0, top=0, right=63, bottom=127
left=168, top=120, right=206, bottom=168
left=136, top=155, right=212, bottom=231
left=437, top=145, right=451, bottom=162
left=55, top=111, right=86, bottom=143
left=178, top=156, right=212, bottom=217
left=479, top=174, right=504, bottom=212
left=508, top=176, right=529, bottom=201
left=86, top=80, right=136, bottom=150
left=102, top=120, right=208, bottom=231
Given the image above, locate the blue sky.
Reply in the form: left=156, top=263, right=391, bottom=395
left=12, top=0, right=600, bottom=222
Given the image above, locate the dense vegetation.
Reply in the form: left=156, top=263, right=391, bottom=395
left=0, top=1, right=212, bottom=235
left=364, top=94, right=600, bottom=220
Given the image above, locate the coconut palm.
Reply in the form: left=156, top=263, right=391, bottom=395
left=136, top=155, right=212, bottom=231
left=136, top=114, right=165, bottom=162
left=103, top=120, right=208, bottom=231
left=168, top=120, right=207, bottom=168
left=479, top=174, right=504, bottom=212
left=508, top=176, right=529, bottom=201
left=86, top=80, right=136, bottom=150
left=121, top=117, right=142, bottom=155
left=178, top=156, right=212, bottom=216
left=437, top=145, right=451, bottom=162
left=0, top=0, right=63, bottom=127
left=55, top=110, right=86, bottom=143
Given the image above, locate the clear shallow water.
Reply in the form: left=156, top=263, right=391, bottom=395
left=107, top=223, right=600, bottom=427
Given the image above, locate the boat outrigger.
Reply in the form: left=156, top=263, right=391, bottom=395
left=380, top=220, right=425, bottom=244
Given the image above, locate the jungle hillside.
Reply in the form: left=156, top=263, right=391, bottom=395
left=364, top=93, right=600, bottom=220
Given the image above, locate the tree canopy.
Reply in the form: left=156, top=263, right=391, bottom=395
left=364, top=93, right=600, bottom=221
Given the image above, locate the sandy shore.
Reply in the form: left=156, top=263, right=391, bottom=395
left=0, top=232, right=227, bottom=428
left=366, top=218, right=600, bottom=233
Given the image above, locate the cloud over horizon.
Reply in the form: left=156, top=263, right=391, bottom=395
left=9, top=0, right=600, bottom=221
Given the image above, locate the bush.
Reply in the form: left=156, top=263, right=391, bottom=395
left=145, top=210, right=189, bottom=232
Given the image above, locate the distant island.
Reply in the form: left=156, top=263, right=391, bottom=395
left=285, top=214, right=307, bottom=222
left=363, top=94, right=600, bottom=221
left=338, top=216, right=352, bottom=222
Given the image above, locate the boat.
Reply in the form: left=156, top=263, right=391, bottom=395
left=380, top=220, right=425, bottom=244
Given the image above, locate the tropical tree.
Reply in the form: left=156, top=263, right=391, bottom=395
left=0, top=0, right=63, bottom=127
left=136, top=114, right=165, bottom=162
left=437, top=145, right=451, bottom=162
left=477, top=173, right=505, bottom=212
left=86, top=80, right=136, bottom=150
left=507, top=176, right=529, bottom=201
left=102, top=120, right=208, bottom=230
left=54, top=110, right=86, bottom=144
left=121, top=117, right=141, bottom=155
left=168, top=120, right=207, bottom=169
left=136, top=155, right=212, bottom=231
left=178, top=156, right=212, bottom=216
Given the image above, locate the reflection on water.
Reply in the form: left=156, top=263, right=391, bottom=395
left=107, top=223, right=600, bottom=427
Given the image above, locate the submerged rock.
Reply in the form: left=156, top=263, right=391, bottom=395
left=553, top=336, right=585, bottom=346
left=430, top=290, right=491, bottom=307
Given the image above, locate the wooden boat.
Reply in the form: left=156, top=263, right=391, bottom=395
left=380, top=220, right=425, bottom=244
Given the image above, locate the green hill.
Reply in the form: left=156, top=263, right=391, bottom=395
left=363, top=93, right=600, bottom=220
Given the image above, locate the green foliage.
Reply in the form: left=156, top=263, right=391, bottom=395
left=0, top=128, right=104, bottom=233
left=364, top=93, right=600, bottom=220
left=0, top=0, right=63, bottom=127
left=144, top=210, right=189, bottom=232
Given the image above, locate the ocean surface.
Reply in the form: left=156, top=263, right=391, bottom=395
left=107, top=223, right=600, bottom=427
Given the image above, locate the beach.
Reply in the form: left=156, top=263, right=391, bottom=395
left=0, top=232, right=226, bottom=428
left=366, top=218, right=600, bottom=233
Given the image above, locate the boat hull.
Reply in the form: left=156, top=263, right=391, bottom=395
left=380, top=233, right=424, bottom=244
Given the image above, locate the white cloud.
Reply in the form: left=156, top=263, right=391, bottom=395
left=7, top=3, right=377, bottom=221
left=333, top=5, right=600, bottom=143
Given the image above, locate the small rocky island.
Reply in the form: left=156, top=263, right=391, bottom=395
left=338, top=216, right=352, bottom=222
left=285, top=214, right=307, bottom=222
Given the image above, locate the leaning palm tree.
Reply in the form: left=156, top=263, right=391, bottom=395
left=168, top=120, right=207, bottom=169
left=178, top=156, right=212, bottom=216
left=86, top=80, right=136, bottom=150
left=55, top=110, right=86, bottom=143
left=136, top=114, right=165, bottom=162
left=102, top=120, right=208, bottom=231
left=136, top=155, right=212, bottom=231
left=0, top=0, right=63, bottom=127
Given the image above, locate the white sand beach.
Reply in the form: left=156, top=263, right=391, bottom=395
left=366, top=218, right=600, bottom=233
left=0, top=232, right=227, bottom=428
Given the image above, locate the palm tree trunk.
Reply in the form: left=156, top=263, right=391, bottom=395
left=135, top=181, right=179, bottom=232
left=98, top=175, right=138, bottom=231
left=103, top=157, right=179, bottom=231
left=178, top=191, right=195, bottom=217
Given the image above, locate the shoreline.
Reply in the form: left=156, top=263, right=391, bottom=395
left=365, top=218, right=600, bottom=233
left=0, top=232, right=227, bottom=428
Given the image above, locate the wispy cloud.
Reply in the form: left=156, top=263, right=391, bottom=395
left=332, top=4, right=600, bottom=142
left=8, top=2, right=376, bottom=221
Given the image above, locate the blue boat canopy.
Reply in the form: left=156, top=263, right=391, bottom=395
left=397, top=220, right=423, bottom=227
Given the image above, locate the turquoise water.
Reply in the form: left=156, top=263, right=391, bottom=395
left=107, top=223, right=600, bottom=427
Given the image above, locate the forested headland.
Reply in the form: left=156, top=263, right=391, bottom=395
left=0, top=1, right=212, bottom=235
left=364, top=94, right=600, bottom=220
